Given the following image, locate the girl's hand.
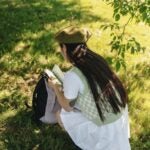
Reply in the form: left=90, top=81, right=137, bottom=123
left=48, top=78, right=62, bottom=91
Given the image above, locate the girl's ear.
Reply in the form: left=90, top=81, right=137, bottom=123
left=61, top=44, right=68, bottom=61
left=62, top=44, right=67, bottom=53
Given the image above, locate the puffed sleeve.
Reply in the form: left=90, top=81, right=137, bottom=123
left=63, top=71, right=80, bottom=100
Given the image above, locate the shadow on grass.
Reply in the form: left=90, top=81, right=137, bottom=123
left=1, top=109, right=81, bottom=150
left=0, top=0, right=110, bottom=57
left=130, top=124, right=150, bottom=150
left=121, top=61, right=150, bottom=94
left=125, top=62, right=150, bottom=150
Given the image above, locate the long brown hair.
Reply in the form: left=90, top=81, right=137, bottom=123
left=60, top=43, right=128, bottom=121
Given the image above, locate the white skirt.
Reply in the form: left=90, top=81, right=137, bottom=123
left=60, top=107, right=131, bottom=150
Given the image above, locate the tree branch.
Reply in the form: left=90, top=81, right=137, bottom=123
left=121, top=16, right=132, bottom=37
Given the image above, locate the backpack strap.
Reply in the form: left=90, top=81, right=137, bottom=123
left=32, top=76, right=48, bottom=124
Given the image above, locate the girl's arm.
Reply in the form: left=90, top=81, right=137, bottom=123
left=48, top=79, right=73, bottom=112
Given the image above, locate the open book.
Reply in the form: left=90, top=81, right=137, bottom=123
left=44, top=64, right=64, bottom=85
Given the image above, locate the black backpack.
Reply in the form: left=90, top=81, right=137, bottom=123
left=32, top=73, right=61, bottom=124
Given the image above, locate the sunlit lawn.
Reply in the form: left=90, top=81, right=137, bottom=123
left=0, top=0, right=150, bottom=149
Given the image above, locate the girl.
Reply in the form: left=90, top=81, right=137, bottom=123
left=48, top=27, right=131, bottom=150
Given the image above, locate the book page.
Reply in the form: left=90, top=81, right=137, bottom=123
left=52, top=64, right=64, bottom=83
left=44, top=69, right=61, bottom=85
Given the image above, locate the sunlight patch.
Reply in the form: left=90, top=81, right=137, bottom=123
left=14, top=42, right=28, bottom=52
left=0, top=109, right=17, bottom=123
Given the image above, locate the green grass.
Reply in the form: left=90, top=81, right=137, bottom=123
left=0, top=0, right=150, bottom=149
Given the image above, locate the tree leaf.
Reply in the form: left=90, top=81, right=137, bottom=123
left=139, top=5, right=146, bottom=13
left=115, top=14, right=120, bottom=21
left=116, top=60, right=121, bottom=71
left=131, top=47, right=135, bottom=54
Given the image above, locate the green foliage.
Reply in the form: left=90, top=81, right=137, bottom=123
left=101, top=22, right=145, bottom=70
left=101, top=0, right=149, bottom=71
left=104, top=0, right=150, bottom=25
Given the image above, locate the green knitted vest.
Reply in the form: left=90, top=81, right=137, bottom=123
left=71, top=66, right=124, bottom=126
